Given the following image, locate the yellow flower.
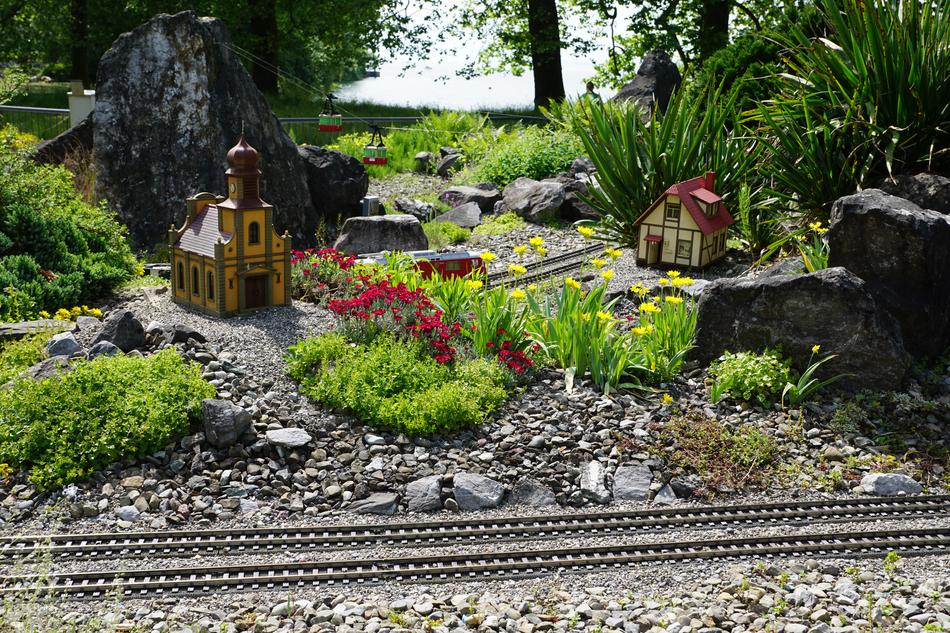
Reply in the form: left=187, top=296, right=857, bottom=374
left=596, top=311, right=611, bottom=321
left=528, top=283, right=537, bottom=291
left=513, top=245, right=528, bottom=257
left=667, top=270, right=681, bottom=279
left=812, top=344, right=821, bottom=354
left=809, top=221, right=829, bottom=234
left=466, top=279, right=484, bottom=291
left=577, top=225, right=595, bottom=238
left=581, top=313, right=591, bottom=322
left=662, top=393, right=674, bottom=405
left=664, top=295, right=684, bottom=305
left=510, top=288, right=526, bottom=300
left=630, top=284, right=649, bottom=297
left=529, top=236, right=544, bottom=248
left=536, top=246, right=547, bottom=257
left=38, top=310, right=50, bottom=319
left=639, top=302, right=661, bottom=314
left=671, top=276, right=694, bottom=287
left=658, top=278, right=670, bottom=286
left=600, top=269, right=614, bottom=282
left=70, top=306, right=81, bottom=316
left=480, top=252, right=497, bottom=263
left=605, top=247, right=622, bottom=260
left=632, top=325, right=654, bottom=336
left=590, top=258, right=606, bottom=269
left=90, top=308, right=102, bottom=318
left=565, top=277, right=581, bottom=290
left=509, top=263, right=527, bottom=277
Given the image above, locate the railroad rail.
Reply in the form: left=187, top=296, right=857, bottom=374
left=2, top=496, right=947, bottom=563
left=484, top=243, right=605, bottom=288
left=3, top=527, right=948, bottom=597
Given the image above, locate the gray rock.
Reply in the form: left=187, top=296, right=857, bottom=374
left=91, top=309, right=145, bottom=352
left=265, top=428, right=312, bottom=449
left=860, top=472, right=922, bottom=496
left=877, top=173, right=950, bottom=214
left=436, top=202, right=482, bottom=228
left=694, top=267, right=911, bottom=391
left=543, top=174, right=599, bottom=221
left=653, top=484, right=677, bottom=505
left=202, top=399, right=252, bottom=449
left=87, top=341, right=121, bottom=360
left=349, top=492, right=399, bottom=515
left=32, top=112, right=94, bottom=166
left=75, top=315, right=101, bottom=331
left=45, top=332, right=81, bottom=357
left=298, top=145, right=368, bottom=227
left=26, top=356, right=72, bottom=381
left=167, top=324, right=206, bottom=344
left=759, top=256, right=806, bottom=278
left=580, top=461, right=611, bottom=503
left=394, top=198, right=434, bottom=222
left=332, top=215, right=428, bottom=255
left=405, top=475, right=443, bottom=513
left=509, top=477, right=556, bottom=507
left=828, top=189, right=950, bottom=360
left=570, top=157, right=595, bottom=175
left=612, top=50, right=682, bottom=115
left=435, top=153, right=462, bottom=178
left=669, top=474, right=703, bottom=498
left=93, top=11, right=317, bottom=248
left=414, top=151, right=433, bottom=173
left=115, top=505, right=140, bottom=522
left=502, top=177, right=566, bottom=223
left=438, top=185, right=502, bottom=213
left=453, top=472, right=505, bottom=511
left=613, top=464, right=653, bottom=501
left=0, top=319, right=71, bottom=341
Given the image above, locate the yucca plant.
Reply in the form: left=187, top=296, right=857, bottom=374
left=570, top=87, right=764, bottom=247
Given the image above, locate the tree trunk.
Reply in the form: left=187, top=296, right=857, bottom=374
left=70, top=0, right=89, bottom=84
left=698, top=0, right=730, bottom=62
left=527, top=0, right=565, bottom=106
left=248, top=0, right=280, bottom=94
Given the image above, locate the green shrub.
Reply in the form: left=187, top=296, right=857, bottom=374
left=287, top=334, right=508, bottom=435
left=0, top=348, right=215, bottom=489
left=709, top=349, right=792, bottom=407
left=0, top=132, right=137, bottom=321
left=473, top=212, right=526, bottom=237
left=687, top=34, right=785, bottom=115
left=0, top=331, right=50, bottom=385
left=423, top=221, right=471, bottom=249
left=472, top=126, right=581, bottom=187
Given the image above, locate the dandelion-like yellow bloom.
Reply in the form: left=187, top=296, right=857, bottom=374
left=630, top=284, right=649, bottom=297
left=667, top=270, right=681, bottom=279
left=605, top=247, right=622, bottom=260
left=90, top=308, right=102, bottom=318
left=808, top=221, right=823, bottom=231
left=529, top=236, right=544, bottom=248
left=480, top=252, right=497, bottom=263
left=577, top=226, right=595, bottom=238
left=664, top=296, right=684, bottom=305
left=591, top=258, right=606, bottom=269
left=632, top=325, right=654, bottom=336
left=812, top=344, right=821, bottom=354
left=581, top=313, right=591, bottom=322
left=596, top=311, right=611, bottom=321
left=466, top=279, right=484, bottom=291
left=639, top=302, right=661, bottom=314
left=528, top=283, right=537, bottom=291
left=70, top=306, right=82, bottom=316
left=565, top=277, right=581, bottom=290
left=536, top=246, right=547, bottom=257
left=658, top=278, right=670, bottom=286
left=601, top=269, right=615, bottom=282
left=510, top=288, right=526, bottom=300
left=662, top=393, right=674, bottom=404
left=509, top=263, right=527, bottom=277
left=671, top=276, right=694, bottom=287
left=38, top=310, right=50, bottom=319
left=513, top=244, right=528, bottom=257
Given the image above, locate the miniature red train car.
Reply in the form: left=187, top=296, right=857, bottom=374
left=359, top=250, right=486, bottom=279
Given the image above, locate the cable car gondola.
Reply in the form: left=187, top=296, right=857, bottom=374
left=362, top=126, right=388, bottom=165
left=318, top=94, right=343, bottom=132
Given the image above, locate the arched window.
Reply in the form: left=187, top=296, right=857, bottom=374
left=248, top=221, right=260, bottom=245
left=207, top=272, right=215, bottom=300
left=177, top=262, right=184, bottom=289
left=192, top=266, right=200, bottom=296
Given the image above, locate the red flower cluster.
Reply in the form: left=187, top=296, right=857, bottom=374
left=291, top=247, right=356, bottom=270
left=327, top=278, right=462, bottom=364
left=497, top=340, right=534, bottom=375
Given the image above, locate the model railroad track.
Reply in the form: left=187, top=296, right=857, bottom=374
left=2, top=496, right=948, bottom=563
left=484, top=243, right=605, bottom=288
left=3, top=527, right=949, bottom=598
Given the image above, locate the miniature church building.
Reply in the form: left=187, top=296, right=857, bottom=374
left=169, top=135, right=291, bottom=316
left=633, top=171, right=733, bottom=269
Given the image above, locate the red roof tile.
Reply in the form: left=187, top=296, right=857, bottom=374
left=176, top=205, right=232, bottom=257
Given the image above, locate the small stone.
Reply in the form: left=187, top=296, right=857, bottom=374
left=46, top=332, right=81, bottom=357
left=349, top=493, right=399, bottom=515
left=265, top=428, right=312, bottom=449
left=860, top=472, right=922, bottom=496
left=115, top=505, right=140, bottom=522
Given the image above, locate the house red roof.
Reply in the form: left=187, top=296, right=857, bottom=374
left=176, top=205, right=232, bottom=257
left=633, top=174, right=734, bottom=235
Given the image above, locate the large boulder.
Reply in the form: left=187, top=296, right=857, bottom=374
left=438, top=185, right=502, bottom=213
left=453, top=472, right=505, bottom=511
left=877, top=173, right=950, bottom=214
left=612, top=50, right=682, bottom=115
left=694, top=267, right=910, bottom=390
left=435, top=202, right=482, bottom=228
left=45, top=332, right=81, bottom=357
left=297, top=145, right=369, bottom=225
left=502, top=177, right=566, bottom=223
left=543, top=174, right=599, bottom=220
left=32, top=113, right=94, bottom=165
left=405, top=475, right=442, bottom=513
left=332, top=215, right=428, bottom=255
left=393, top=198, right=434, bottom=222
left=828, top=189, right=950, bottom=359
left=91, top=309, right=145, bottom=352
left=93, top=11, right=316, bottom=248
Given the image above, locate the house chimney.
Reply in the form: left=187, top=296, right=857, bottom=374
left=704, top=171, right=716, bottom=192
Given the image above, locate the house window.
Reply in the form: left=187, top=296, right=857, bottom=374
left=192, top=266, right=200, bottom=296
left=248, top=221, right=260, bottom=245
left=665, top=202, right=681, bottom=221
left=676, top=239, right=692, bottom=260
left=276, top=273, right=281, bottom=283
left=207, top=272, right=214, bottom=300
left=177, top=263, right=184, bottom=289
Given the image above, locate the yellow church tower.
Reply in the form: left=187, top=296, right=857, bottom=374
left=169, top=135, right=292, bottom=316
